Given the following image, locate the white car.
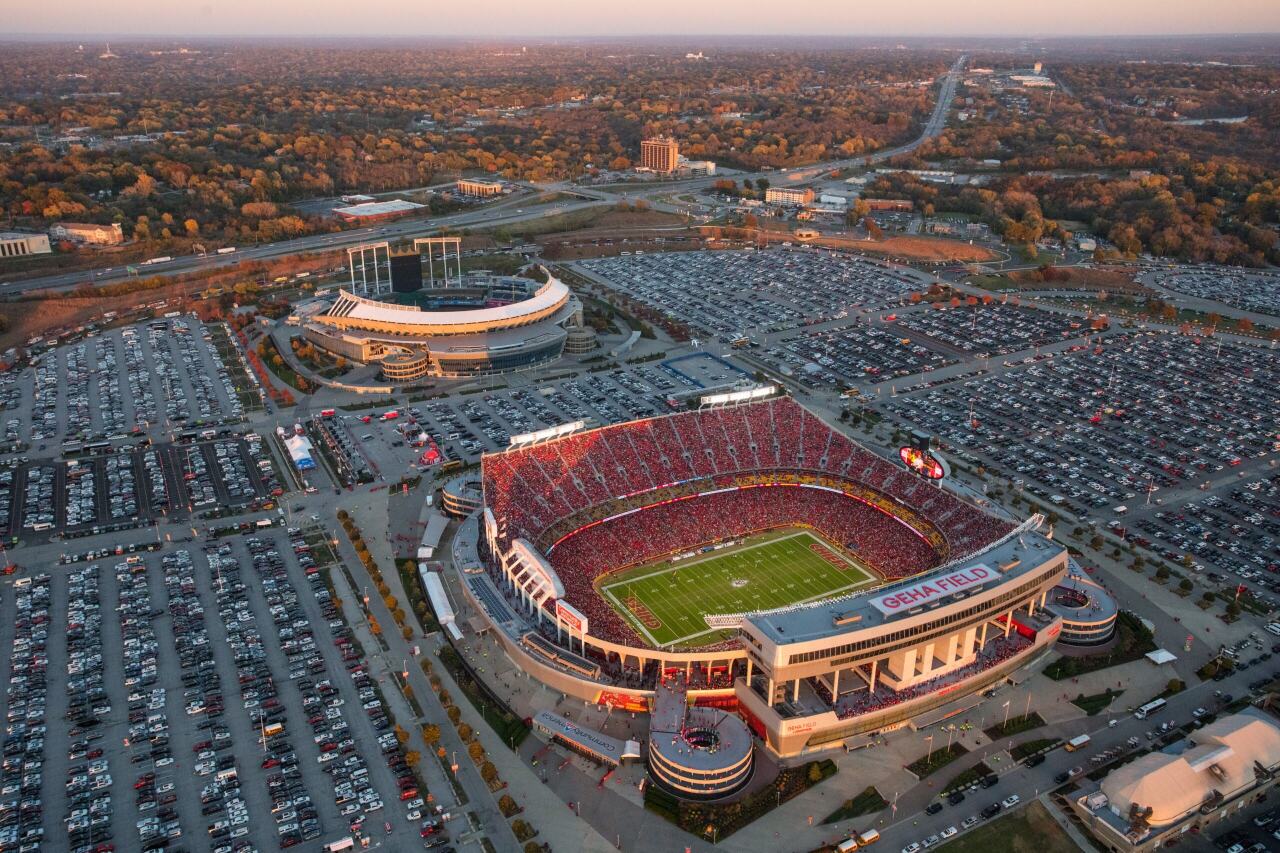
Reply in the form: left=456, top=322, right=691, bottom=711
left=901, top=845, right=921, bottom=853
left=1000, top=794, right=1021, bottom=808
left=941, top=826, right=958, bottom=839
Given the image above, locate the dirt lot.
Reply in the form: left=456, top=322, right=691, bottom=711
left=817, top=234, right=998, bottom=262
left=0, top=291, right=167, bottom=350
left=701, top=222, right=998, bottom=262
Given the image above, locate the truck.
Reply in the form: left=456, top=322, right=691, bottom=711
left=216, top=247, right=237, bottom=255
left=320, top=409, right=336, bottom=418
left=381, top=410, right=399, bottom=421
left=1065, top=734, right=1092, bottom=752
left=260, top=723, right=284, bottom=739
left=142, top=256, right=173, bottom=265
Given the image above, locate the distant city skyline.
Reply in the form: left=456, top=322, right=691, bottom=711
left=7, top=0, right=1280, bottom=38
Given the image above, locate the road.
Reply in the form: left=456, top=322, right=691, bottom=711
left=4, top=54, right=967, bottom=297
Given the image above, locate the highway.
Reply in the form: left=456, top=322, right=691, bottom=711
left=3, top=55, right=966, bottom=297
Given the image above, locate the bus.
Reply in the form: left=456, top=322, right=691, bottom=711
left=1064, top=734, right=1091, bottom=752
left=1134, top=698, right=1167, bottom=719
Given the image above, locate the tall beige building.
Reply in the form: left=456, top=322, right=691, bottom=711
left=639, top=137, right=679, bottom=173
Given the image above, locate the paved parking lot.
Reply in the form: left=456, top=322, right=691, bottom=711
left=894, top=303, right=1093, bottom=357
left=1153, top=267, right=1280, bottom=318
left=580, top=248, right=925, bottom=339
left=0, top=519, right=434, bottom=853
left=323, top=358, right=736, bottom=472
left=1129, top=472, right=1280, bottom=604
left=0, top=435, right=277, bottom=540
left=16, top=318, right=244, bottom=450
left=883, top=331, right=1280, bottom=520
left=758, top=322, right=956, bottom=386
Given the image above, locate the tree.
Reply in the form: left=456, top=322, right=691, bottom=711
left=405, top=750, right=421, bottom=766
left=395, top=724, right=410, bottom=744
left=1179, top=578, right=1194, bottom=593
left=468, top=741, right=486, bottom=763
left=1155, top=565, right=1171, bottom=581
left=807, top=763, right=824, bottom=784
left=498, top=794, right=521, bottom=817
left=480, top=761, right=500, bottom=785
left=421, top=724, right=441, bottom=746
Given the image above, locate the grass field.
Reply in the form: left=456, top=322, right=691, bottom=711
left=598, top=530, right=878, bottom=648
left=935, top=801, right=1079, bottom=853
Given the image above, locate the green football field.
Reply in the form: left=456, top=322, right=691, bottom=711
left=598, top=530, right=879, bottom=648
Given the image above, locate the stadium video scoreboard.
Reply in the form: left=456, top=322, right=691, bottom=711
left=899, top=430, right=949, bottom=480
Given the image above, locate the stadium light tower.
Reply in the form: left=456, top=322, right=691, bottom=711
left=347, top=242, right=391, bottom=296
left=414, top=236, right=463, bottom=288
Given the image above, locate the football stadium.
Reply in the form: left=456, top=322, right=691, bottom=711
left=457, top=390, right=1070, bottom=765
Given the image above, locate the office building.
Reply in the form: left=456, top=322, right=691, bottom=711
left=640, top=137, right=680, bottom=174
left=456, top=179, right=504, bottom=198
left=765, top=187, right=815, bottom=206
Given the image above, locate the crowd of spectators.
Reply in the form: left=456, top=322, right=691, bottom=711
left=546, top=485, right=943, bottom=645
left=482, top=396, right=1015, bottom=647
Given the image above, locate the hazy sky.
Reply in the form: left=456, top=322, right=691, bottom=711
left=8, top=0, right=1280, bottom=37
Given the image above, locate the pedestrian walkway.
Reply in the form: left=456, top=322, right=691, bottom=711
left=1037, top=791, right=1095, bottom=852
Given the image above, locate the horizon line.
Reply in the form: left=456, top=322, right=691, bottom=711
left=4, top=30, right=1280, bottom=41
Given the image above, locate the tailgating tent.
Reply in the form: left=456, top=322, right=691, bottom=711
left=282, top=434, right=315, bottom=471
left=1146, top=649, right=1178, bottom=666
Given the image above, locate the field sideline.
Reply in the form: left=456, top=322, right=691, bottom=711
left=599, top=530, right=879, bottom=648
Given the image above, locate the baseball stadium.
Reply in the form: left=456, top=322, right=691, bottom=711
left=456, top=390, right=1072, bottom=766
left=302, top=270, right=590, bottom=379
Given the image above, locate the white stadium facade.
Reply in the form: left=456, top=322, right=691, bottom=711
left=303, top=270, right=588, bottom=380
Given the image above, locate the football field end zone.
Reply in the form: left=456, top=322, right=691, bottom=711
left=600, top=529, right=880, bottom=649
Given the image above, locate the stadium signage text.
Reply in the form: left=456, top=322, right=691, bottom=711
left=556, top=600, right=590, bottom=636
left=870, top=566, right=993, bottom=615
